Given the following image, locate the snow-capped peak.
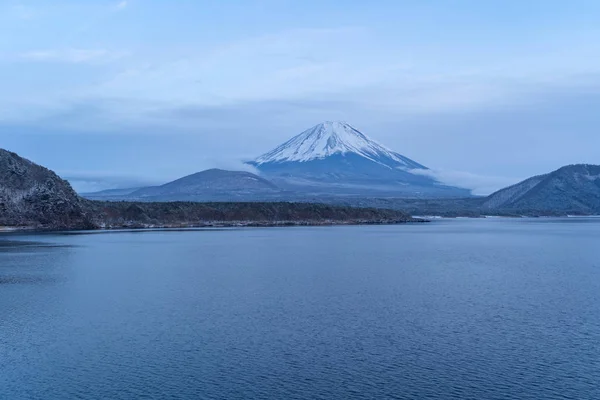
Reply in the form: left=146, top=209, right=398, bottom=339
left=254, top=121, right=425, bottom=169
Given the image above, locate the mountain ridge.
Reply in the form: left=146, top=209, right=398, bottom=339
left=3, top=147, right=600, bottom=228
left=254, top=121, right=426, bottom=169
left=127, top=168, right=280, bottom=201
left=0, top=149, right=415, bottom=229
left=248, top=121, right=470, bottom=197
left=483, top=164, right=600, bottom=213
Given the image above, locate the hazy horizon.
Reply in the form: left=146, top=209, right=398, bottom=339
left=2, top=0, right=599, bottom=193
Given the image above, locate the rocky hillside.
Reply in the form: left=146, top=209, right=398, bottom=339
left=483, top=164, right=600, bottom=214
left=0, top=148, right=415, bottom=230
left=307, top=164, right=600, bottom=217
left=0, top=149, right=93, bottom=229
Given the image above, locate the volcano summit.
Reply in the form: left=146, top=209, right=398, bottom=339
left=249, top=121, right=470, bottom=197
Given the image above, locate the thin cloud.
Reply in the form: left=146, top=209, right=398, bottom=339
left=116, top=1, right=128, bottom=10
left=19, top=48, right=126, bottom=64
left=411, top=169, right=520, bottom=196
left=60, top=169, right=161, bottom=193
left=10, top=4, right=36, bottom=19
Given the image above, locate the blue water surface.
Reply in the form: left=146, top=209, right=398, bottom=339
left=1, top=218, right=599, bottom=399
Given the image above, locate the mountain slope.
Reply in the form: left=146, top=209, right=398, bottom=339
left=0, top=149, right=93, bottom=229
left=126, top=169, right=281, bottom=201
left=483, top=164, right=600, bottom=213
left=255, top=120, right=426, bottom=169
left=249, top=121, right=470, bottom=197
left=82, top=187, right=142, bottom=199
left=0, top=148, right=417, bottom=229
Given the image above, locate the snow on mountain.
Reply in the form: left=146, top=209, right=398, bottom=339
left=254, top=121, right=426, bottom=170
left=249, top=121, right=471, bottom=198
left=483, top=164, right=600, bottom=212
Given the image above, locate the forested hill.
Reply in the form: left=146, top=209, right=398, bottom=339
left=1, top=148, right=415, bottom=230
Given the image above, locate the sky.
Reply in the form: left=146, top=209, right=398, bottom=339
left=1, top=0, right=600, bottom=194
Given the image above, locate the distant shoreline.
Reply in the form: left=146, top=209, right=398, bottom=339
left=0, top=218, right=427, bottom=234
left=5, top=215, right=600, bottom=235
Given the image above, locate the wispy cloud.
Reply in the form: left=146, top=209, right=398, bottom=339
left=6, top=21, right=600, bottom=130
left=89, top=27, right=378, bottom=105
left=115, top=1, right=128, bottom=10
left=411, top=169, right=520, bottom=196
left=19, top=48, right=126, bottom=64
left=78, top=25, right=600, bottom=120
left=2, top=1, right=600, bottom=189
left=59, top=169, right=160, bottom=193
left=10, top=4, right=36, bottom=20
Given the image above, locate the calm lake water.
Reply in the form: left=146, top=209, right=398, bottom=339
left=1, top=218, right=600, bottom=399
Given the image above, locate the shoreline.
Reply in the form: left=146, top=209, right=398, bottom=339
left=0, top=218, right=427, bottom=234
left=412, top=213, right=600, bottom=219
left=4, top=215, right=599, bottom=235
left=0, top=227, right=21, bottom=232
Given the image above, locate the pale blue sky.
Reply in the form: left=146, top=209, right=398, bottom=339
left=1, top=0, right=600, bottom=193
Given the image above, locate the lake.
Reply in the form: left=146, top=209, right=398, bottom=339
left=1, top=218, right=599, bottom=399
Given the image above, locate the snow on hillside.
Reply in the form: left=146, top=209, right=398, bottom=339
left=483, top=174, right=547, bottom=208
left=254, top=121, right=426, bottom=169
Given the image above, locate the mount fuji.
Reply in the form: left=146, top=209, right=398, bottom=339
left=249, top=121, right=470, bottom=197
